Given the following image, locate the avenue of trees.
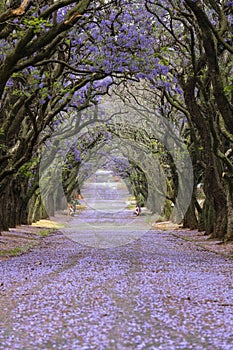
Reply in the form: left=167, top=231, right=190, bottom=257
left=0, top=0, right=233, bottom=241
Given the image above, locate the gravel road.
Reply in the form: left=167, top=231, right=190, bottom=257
left=0, top=225, right=233, bottom=350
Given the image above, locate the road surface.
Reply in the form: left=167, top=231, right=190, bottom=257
left=0, top=170, right=232, bottom=349
left=0, top=228, right=233, bottom=350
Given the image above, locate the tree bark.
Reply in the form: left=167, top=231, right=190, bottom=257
left=183, top=199, right=198, bottom=230
left=225, top=179, right=233, bottom=241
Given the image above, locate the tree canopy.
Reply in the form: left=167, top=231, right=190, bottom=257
left=0, top=0, right=233, bottom=241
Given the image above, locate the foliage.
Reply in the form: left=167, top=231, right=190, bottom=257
left=0, top=0, right=233, bottom=239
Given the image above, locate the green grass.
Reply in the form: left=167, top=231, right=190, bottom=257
left=126, top=204, right=136, bottom=210
left=0, top=224, right=62, bottom=258
left=36, top=228, right=56, bottom=237
left=0, top=220, right=65, bottom=257
left=0, top=242, right=37, bottom=257
left=0, top=228, right=56, bottom=257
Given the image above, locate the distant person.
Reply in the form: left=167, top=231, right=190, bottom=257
left=71, top=199, right=77, bottom=214
left=68, top=204, right=74, bottom=216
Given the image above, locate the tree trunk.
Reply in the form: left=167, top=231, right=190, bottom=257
left=0, top=177, right=18, bottom=230
left=0, top=175, right=36, bottom=230
left=28, top=193, right=48, bottom=223
left=183, top=199, right=198, bottom=230
left=212, top=202, right=227, bottom=239
left=225, top=180, right=233, bottom=241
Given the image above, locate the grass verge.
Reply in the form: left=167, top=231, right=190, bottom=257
left=0, top=220, right=65, bottom=258
left=0, top=242, right=37, bottom=257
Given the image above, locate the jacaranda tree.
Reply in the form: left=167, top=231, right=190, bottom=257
left=0, top=0, right=169, bottom=230
left=145, top=0, right=233, bottom=240
left=0, top=0, right=233, bottom=241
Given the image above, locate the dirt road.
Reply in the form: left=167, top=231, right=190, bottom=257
left=0, top=226, right=233, bottom=350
